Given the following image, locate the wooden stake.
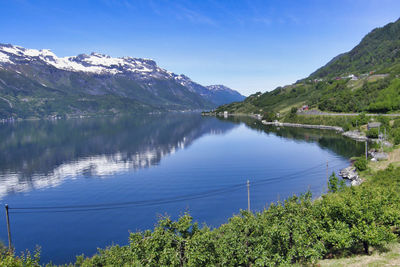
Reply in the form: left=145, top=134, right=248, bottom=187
left=5, top=204, right=12, bottom=252
left=326, top=160, right=329, bottom=193
left=247, top=180, right=250, bottom=212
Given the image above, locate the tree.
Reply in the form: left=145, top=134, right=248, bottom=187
left=328, top=172, right=346, bottom=193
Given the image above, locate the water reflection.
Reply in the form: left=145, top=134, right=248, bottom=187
left=0, top=114, right=237, bottom=198
left=219, top=116, right=365, bottom=159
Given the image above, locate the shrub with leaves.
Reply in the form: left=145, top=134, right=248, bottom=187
left=328, top=172, right=346, bottom=193
left=366, top=128, right=379, bottom=138
left=354, top=157, right=368, bottom=171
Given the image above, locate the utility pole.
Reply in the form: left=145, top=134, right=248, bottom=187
left=247, top=180, right=250, bottom=212
left=5, top=204, right=12, bottom=252
left=326, top=160, right=329, bottom=193
left=365, top=141, right=368, bottom=161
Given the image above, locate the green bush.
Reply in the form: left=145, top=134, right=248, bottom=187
left=328, top=172, right=346, bottom=193
left=393, top=128, right=400, bottom=145
left=366, top=128, right=379, bottom=138
left=354, top=157, right=368, bottom=171
left=262, top=112, right=277, bottom=122
left=393, top=118, right=400, bottom=129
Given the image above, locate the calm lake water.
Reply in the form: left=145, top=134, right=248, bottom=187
left=0, top=113, right=364, bottom=264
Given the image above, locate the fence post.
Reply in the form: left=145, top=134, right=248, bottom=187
left=5, top=204, right=12, bottom=252
left=247, top=180, right=250, bottom=212
left=326, top=160, right=329, bottom=193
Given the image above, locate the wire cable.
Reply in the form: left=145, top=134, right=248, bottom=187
left=8, top=160, right=346, bottom=214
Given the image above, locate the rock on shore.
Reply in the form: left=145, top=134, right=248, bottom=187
left=339, top=166, right=362, bottom=186
left=342, top=130, right=367, bottom=141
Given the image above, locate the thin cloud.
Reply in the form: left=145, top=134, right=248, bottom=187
left=253, top=17, right=272, bottom=26
left=101, top=0, right=135, bottom=10
left=174, top=4, right=217, bottom=26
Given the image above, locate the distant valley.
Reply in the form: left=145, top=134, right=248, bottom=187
left=0, top=44, right=245, bottom=119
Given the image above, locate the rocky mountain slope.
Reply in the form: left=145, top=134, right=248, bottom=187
left=206, top=85, right=245, bottom=106
left=216, top=18, right=400, bottom=115
left=0, top=44, right=244, bottom=119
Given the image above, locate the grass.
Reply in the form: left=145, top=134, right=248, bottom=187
left=278, top=101, right=306, bottom=114
left=319, top=242, right=400, bottom=267
left=368, top=145, right=400, bottom=170
left=347, top=79, right=364, bottom=91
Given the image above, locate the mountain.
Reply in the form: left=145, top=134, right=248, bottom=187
left=216, top=18, right=400, bottom=115
left=0, top=44, right=244, bottom=119
left=310, top=18, right=400, bottom=79
left=206, top=85, right=246, bottom=106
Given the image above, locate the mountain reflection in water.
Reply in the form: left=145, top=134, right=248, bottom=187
left=0, top=114, right=237, bottom=198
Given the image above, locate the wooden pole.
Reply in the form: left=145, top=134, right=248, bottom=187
left=326, top=160, right=329, bottom=193
left=365, top=141, right=368, bottom=161
left=5, top=204, right=12, bottom=252
left=247, top=180, right=250, bottom=212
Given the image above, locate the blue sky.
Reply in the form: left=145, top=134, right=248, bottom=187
left=0, top=0, right=399, bottom=96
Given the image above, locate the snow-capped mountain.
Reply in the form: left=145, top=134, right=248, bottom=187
left=206, top=85, right=245, bottom=105
left=0, top=44, right=170, bottom=76
left=0, top=43, right=244, bottom=118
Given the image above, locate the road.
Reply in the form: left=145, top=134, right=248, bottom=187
left=298, top=110, right=400, bottom=117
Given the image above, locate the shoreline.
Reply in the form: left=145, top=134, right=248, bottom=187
left=260, top=120, right=365, bottom=185
left=260, top=120, right=370, bottom=142
left=261, top=120, right=344, bottom=132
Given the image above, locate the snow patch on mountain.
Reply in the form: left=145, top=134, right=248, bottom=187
left=0, top=43, right=245, bottom=108
left=207, top=85, right=236, bottom=92
left=0, top=52, right=11, bottom=63
left=0, top=44, right=164, bottom=75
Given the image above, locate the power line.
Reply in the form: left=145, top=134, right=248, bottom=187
left=9, top=160, right=345, bottom=214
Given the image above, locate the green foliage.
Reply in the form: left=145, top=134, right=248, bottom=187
left=0, top=247, right=41, bottom=267
left=74, top=167, right=400, bottom=266
left=286, top=107, right=298, bottom=120
left=352, top=112, right=369, bottom=128
left=366, top=128, right=379, bottom=138
left=261, top=111, right=277, bottom=122
left=311, top=18, right=400, bottom=79
left=393, top=128, right=400, bottom=145
left=328, top=172, right=346, bottom=193
left=354, top=157, right=368, bottom=171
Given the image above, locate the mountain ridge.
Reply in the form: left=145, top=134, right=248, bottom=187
left=0, top=43, right=245, bottom=119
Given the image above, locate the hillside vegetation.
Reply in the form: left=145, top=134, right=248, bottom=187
left=216, top=18, right=400, bottom=115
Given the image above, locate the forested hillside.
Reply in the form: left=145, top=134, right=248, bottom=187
left=216, top=18, right=400, bottom=115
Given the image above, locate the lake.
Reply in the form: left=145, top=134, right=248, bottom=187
left=0, top=113, right=364, bottom=264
